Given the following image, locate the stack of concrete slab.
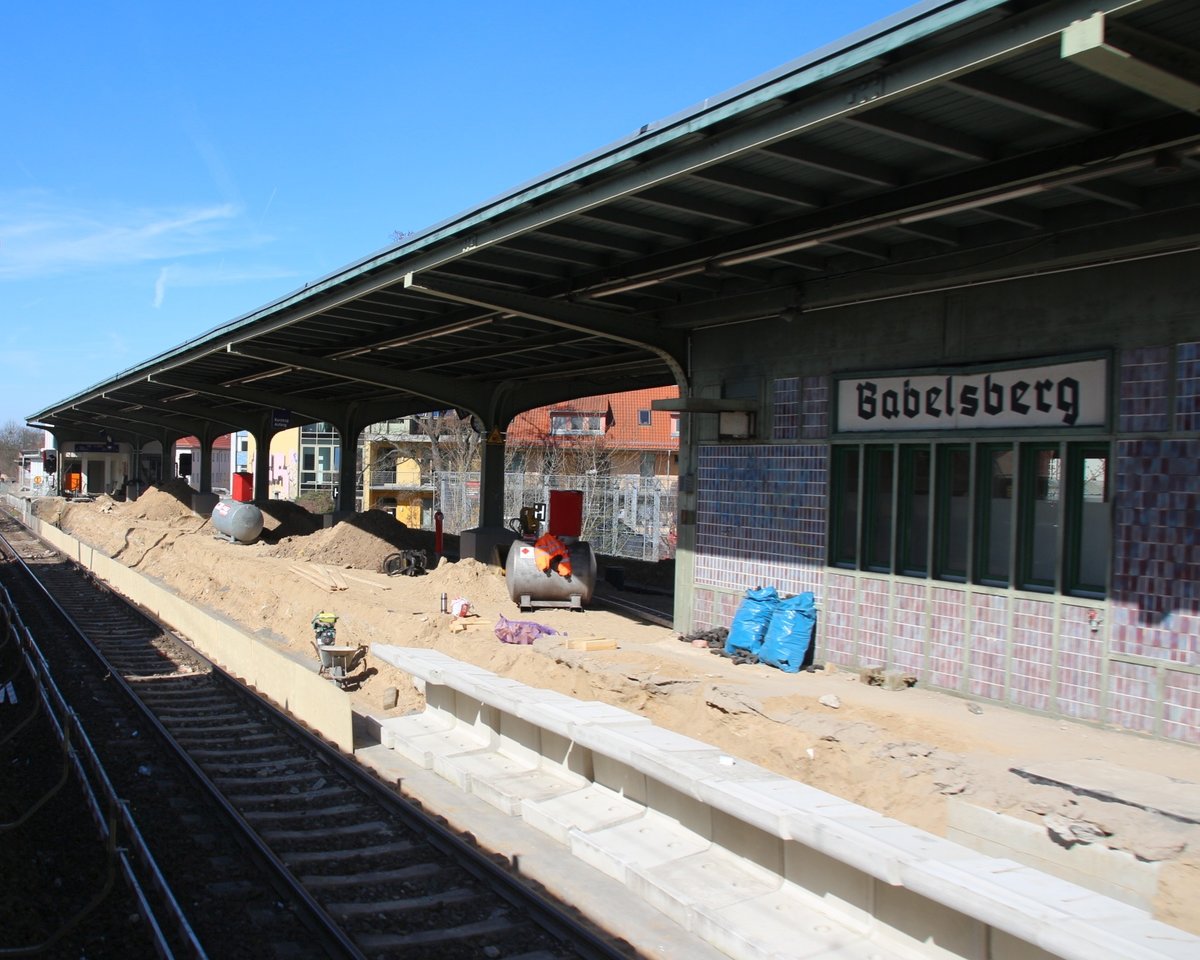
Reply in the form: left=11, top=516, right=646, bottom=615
left=371, top=644, right=1199, bottom=960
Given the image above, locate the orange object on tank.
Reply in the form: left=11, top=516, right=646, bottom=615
left=533, top=533, right=573, bottom=578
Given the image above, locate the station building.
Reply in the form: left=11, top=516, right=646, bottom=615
left=27, top=0, right=1200, bottom=743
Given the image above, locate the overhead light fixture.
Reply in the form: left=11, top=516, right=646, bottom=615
left=898, top=184, right=1050, bottom=224
left=718, top=238, right=820, bottom=268
left=587, top=264, right=708, bottom=299
left=232, top=365, right=293, bottom=385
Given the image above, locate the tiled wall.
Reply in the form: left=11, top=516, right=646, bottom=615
left=928, top=588, right=967, bottom=690
left=1178, top=341, right=1200, bottom=432
left=967, top=593, right=1009, bottom=701
left=1008, top=598, right=1055, bottom=713
left=694, top=443, right=826, bottom=599
left=1111, top=436, right=1200, bottom=663
left=1119, top=345, right=1171, bottom=433
left=688, top=361, right=1198, bottom=744
left=1055, top=605, right=1105, bottom=723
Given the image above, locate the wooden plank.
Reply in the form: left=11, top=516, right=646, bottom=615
left=289, top=564, right=343, bottom=592
left=449, top=619, right=491, bottom=633
left=340, top=572, right=389, bottom=590
left=565, top=637, right=617, bottom=651
left=321, top=566, right=349, bottom=590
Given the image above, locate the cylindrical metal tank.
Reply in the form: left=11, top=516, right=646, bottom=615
left=505, top=539, right=597, bottom=609
left=211, top=498, right=264, bottom=544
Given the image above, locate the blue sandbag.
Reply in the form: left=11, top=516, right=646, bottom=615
left=758, top=591, right=817, bottom=673
left=723, top=586, right=780, bottom=656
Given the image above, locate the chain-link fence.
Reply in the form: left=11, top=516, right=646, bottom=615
left=431, top=472, right=677, bottom=562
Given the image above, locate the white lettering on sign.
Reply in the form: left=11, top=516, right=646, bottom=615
left=836, top=358, right=1107, bottom=432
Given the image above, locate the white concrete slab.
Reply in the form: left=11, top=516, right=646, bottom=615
left=394, top=724, right=492, bottom=772
left=377, top=710, right=456, bottom=751
left=469, top=765, right=584, bottom=816
left=628, top=845, right=781, bottom=930
left=521, top=783, right=646, bottom=845
left=697, top=883, right=915, bottom=960
left=570, top=810, right=710, bottom=884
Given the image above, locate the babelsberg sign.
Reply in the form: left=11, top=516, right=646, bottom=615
left=836, top=357, right=1107, bottom=432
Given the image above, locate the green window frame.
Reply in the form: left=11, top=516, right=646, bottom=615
left=829, top=439, right=1108, bottom=599
left=898, top=445, right=931, bottom=577
left=829, top=446, right=860, bottom=568
left=1064, top=443, right=1110, bottom=597
left=974, top=443, right=1014, bottom=588
left=933, top=444, right=970, bottom=582
left=862, top=445, right=894, bottom=572
left=1017, top=443, right=1062, bottom=592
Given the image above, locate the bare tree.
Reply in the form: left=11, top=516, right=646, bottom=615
left=0, top=419, right=44, bottom=481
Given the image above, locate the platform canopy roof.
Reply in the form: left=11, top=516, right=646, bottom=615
left=29, top=0, right=1200, bottom=445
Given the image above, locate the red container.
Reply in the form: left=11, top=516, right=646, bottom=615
left=548, top=489, right=583, bottom=538
left=232, top=471, right=253, bottom=502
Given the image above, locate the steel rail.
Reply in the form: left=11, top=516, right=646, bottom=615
left=0, top=576, right=197, bottom=959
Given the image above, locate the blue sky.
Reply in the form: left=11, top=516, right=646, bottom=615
left=2, top=0, right=905, bottom=429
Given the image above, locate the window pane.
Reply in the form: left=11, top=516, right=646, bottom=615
left=900, top=446, right=930, bottom=575
left=1072, top=447, right=1110, bottom=595
left=830, top=447, right=859, bottom=567
left=977, top=445, right=1013, bottom=585
left=1022, top=445, right=1061, bottom=589
left=864, top=446, right=894, bottom=571
left=936, top=446, right=970, bottom=580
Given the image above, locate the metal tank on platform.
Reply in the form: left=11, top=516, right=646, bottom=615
left=505, top=489, right=596, bottom=611
left=211, top=498, right=264, bottom=544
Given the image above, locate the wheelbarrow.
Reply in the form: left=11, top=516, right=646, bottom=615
left=313, top=643, right=368, bottom=689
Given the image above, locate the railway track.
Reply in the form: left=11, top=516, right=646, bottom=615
left=0, top=511, right=637, bottom=960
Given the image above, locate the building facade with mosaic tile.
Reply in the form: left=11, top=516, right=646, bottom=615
left=677, top=258, right=1200, bottom=745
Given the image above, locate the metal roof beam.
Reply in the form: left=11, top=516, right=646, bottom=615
left=840, top=109, right=994, bottom=161
left=414, top=331, right=598, bottom=370
left=823, top=236, right=891, bottom=261
left=536, top=221, right=652, bottom=256
left=634, top=186, right=759, bottom=226
left=403, top=273, right=688, bottom=381
left=1064, top=179, right=1143, bottom=209
left=149, top=374, right=341, bottom=426
left=1062, top=12, right=1200, bottom=114
left=500, top=235, right=610, bottom=267
left=894, top=220, right=960, bottom=246
left=980, top=201, right=1045, bottom=228
left=123, top=396, right=252, bottom=431
left=462, top=247, right=571, bottom=279
left=224, top=344, right=495, bottom=419
left=760, top=140, right=899, bottom=186
left=687, top=166, right=824, bottom=208
left=579, top=205, right=702, bottom=242
left=945, top=73, right=1101, bottom=131
left=53, top=404, right=218, bottom=437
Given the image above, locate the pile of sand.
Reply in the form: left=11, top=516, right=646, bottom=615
left=265, top=508, right=457, bottom=571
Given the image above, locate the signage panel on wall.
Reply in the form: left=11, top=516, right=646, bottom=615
left=836, top=357, right=1107, bottom=433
